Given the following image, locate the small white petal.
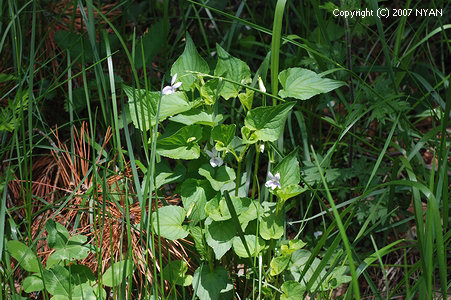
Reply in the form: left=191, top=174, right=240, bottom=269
left=171, top=73, right=178, bottom=85
left=162, top=86, right=174, bottom=95
left=210, top=157, right=223, bottom=168
left=259, top=144, right=265, bottom=153
left=274, top=172, right=280, bottom=180
left=313, top=231, right=323, bottom=239
left=258, top=76, right=266, bottom=93
left=173, top=81, right=182, bottom=89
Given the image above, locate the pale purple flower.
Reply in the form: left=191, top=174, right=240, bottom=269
left=265, top=172, right=281, bottom=190
left=162, top=73, right=182, bottom=95
left=205, top=148, right=223, bottom=168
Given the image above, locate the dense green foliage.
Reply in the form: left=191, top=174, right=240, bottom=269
left=1, top=0, right=450, bottom=299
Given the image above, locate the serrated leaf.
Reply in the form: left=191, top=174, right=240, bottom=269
left=124, top=85, right=192, bottom=130
left=244, top=102, right=295, bottom=142
left=214, top=44, right=251, bottom=100
left=7, top=240, right=40, bottom=273
left=152, top=206, right=189, bottom=240
left=278, top=68, right=344, bottom=100
left=102, top=260, right=134, bottom=288
left=170, top=108, right=223, bottom=126
left=156, top=124, right=202, bottom=160
left=171, top=34, right=210, bottom=91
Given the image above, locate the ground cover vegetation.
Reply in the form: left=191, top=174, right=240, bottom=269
left=0, top=0, right=450, bottom=299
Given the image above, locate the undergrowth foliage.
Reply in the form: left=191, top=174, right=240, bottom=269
left=0, top=0, right=449, bottom=299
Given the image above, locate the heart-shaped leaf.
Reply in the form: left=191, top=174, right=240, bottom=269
left=7, top=240, right=40, bottom=273
left=102, top=260, right=134, bottom=288
left=152, top=206, right=189, bottom=240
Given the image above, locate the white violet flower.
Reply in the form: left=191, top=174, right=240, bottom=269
left=206, top=148, right=223, bottom=168
left=265, top=172, right=281, bottom=190
left=259, top=144, right=265, bottom=153
left=313, top=231, right=323, bottom=239
left=162, top=73, right=182, bottom=95
left=258, top=76, right=266, bottom=93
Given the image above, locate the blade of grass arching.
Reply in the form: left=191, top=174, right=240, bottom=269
left=77, top=0, right=109, bottom=124
left=393, top=0, right=411, bottom=64
left=67, top=51, right=75, bottom=184
left=311, top=147, right=360, bottom=299
left=270, top=0, right=286, bottom=104
left=438, top=86, right=450, bottom=229
left=363, top=114, right=400, bottom=193
left=103, top=31, right=123, bottom=169
left=222, top=0, right=245, bottom=51
left=370, top=235, right=389, bottom=300
left=368, top=0, right=397, bottom=93
left=293, top=111, right=310, bottom=162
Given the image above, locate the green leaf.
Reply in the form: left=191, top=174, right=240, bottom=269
left=270, top=254, right=291, bottom=275
left=154, top=160, right=185, bottom=190
left=278, top=68, right=345, bottom=100
left=259, top=202, right=284, bottom=240
left=163, top=260, right=192, bottom=286
left=214, top=44, right=251, bottom=100
left=238, top=89, right=254, bottom=110
left=273, top=150, right=301, bottom=187
left=152, top=206, right=189, bottom=240
left=276, top=185, right=307, bottom=203
left=134, top=20, right=166, bottom=69
left=190, top=226, right=209, bottom=260
left=205, top=193, right=247, bottom=221
left=288, top=249, right=326, bottom=291
left=7, top=240, right=40, bottom=273
left=244, top=102, right=295, bottom=142
left=205, top=218, right=236, bottom=260
left=23, top=275, right=44, bottom=293
left=200, top=78, right=222, bottom=105
left=232, top=235, right=265, bottom=258
left=181, top=179, right=207, bottom=224
left=198, top=164, right=236, bottom=191
left=211, top=124, right=236, bottom=151
left=70, top=264, right=96, bottom=285
left=46, top=220, right=70, bottom=249
left=46, top=235, right=91, bottom=266
left=280, top=281, right=306, bottom=300
left=52, top=283, right=98, bottom=300
left=42, top=265, right=70, bottom=296
left=170, top=108, right=223, bottom=126
left=193, top=266, right=232, bottom=300
left=156, top=124, right=202, bottom=160
left=171, top=34, right=210, bottom=91
left=102, top=260, right=134, bottom=288
left=238, top=199, right=261, bottom=231
left=124, top=85, right=192, bottom=129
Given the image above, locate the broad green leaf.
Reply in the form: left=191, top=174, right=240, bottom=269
left=154, top=160, right=185, bottom=190
left=156, top=124, right=202, bottom=160
left=171, top=34, right=210, bottom=91
left=214, top=44, right=251, bottom=100
left=244, top=102, right=295, bottom=142
left=124, top=85, right=192, bottom=129
left=288, top=249, right=326, bottom=291
left=326, top=266, right=351, bottom=289
left=281, top=240, right=307, bottom=255
left=278, top=68, right=345, bottom=100
left=232, top=235, right=265, bottom=258
left=273, top=150, right=301, bottom=187
left=181, top=179, right=207, bottom=224
left=204, top=194, right=246, bottom=221
left=270, top=254, right=291, bottom=275
left=276, top=185, right=307, bottom=203
left=152, top=206, right=189, bottom=240
left=238, top=199, right=262, bottom=231
left=170, top=108, right=223, bottom=126
left=211, top=124, right=236, bottom=151
left=23, top=275, right=44, bottom=293
left=205, top=218, right=236, bottom=260
left=280, top=281, right=306, bottom=300
left=190, top=226, right=208, bottom=259
left=259, top=202, right=284, bottom=240
left=198, top=164, right=236, bottom=191
left=134, top=20, right=166, bottom=69
left=46, top=220, right=70, bottom=249
left=7, top=240, right=40, bottom=273
left=162, top=260, right=192, bottom=286
left=102, top=260, right=134, bottom=288
left=42, top=265, right=70, bottom=296
left=70, top=264, right=96, bottom=285
left=238, top=89, right=254, bottom=110
left=46, top=235, right=91, bottom=267
left=193, top=266, right=232, bottom=300
left=200, top=78, right=223, bottom=105
left=52, top=283, right=98, bottom=300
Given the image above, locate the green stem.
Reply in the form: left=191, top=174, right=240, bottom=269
left=235, top=160, right=241, bottom=197
left=251, top=145, right=261, bottom=199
